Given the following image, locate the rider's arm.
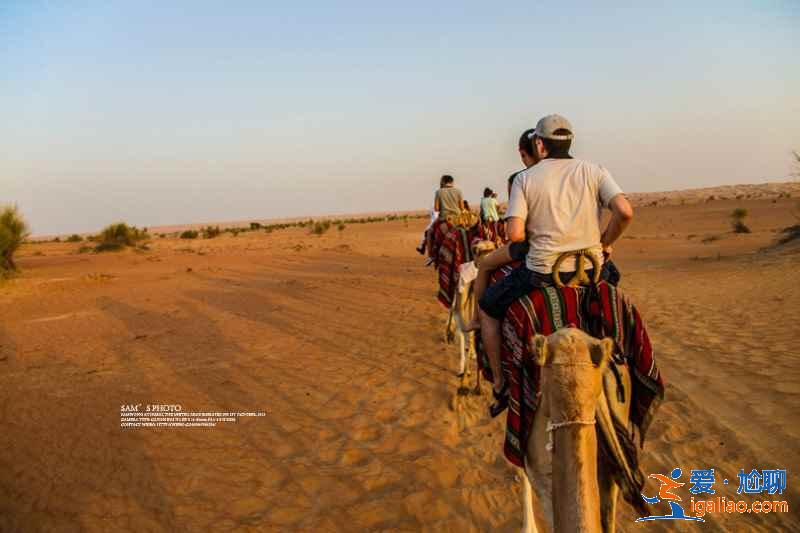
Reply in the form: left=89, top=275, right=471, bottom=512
left=506, top=175, right=527, bottom=243
left=601, top=193, right=634, bottom=251
left=434, top=190, right=441, bottom=212
left=506, top=217, right=526, bottom=243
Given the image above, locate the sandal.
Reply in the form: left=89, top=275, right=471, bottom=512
left=489, top=381, right=509, bottom=418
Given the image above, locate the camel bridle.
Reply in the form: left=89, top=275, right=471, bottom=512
left=542, top=360, right=598, bottom=452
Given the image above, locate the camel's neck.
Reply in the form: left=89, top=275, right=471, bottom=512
left=551, top=424, right=601, bottom=532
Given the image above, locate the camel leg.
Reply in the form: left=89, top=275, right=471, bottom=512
left=445, top=307, right=455, bottom=344
left=521, top=473, right=538, bottom=533
left=454, top=331, right=471, bottom=396
left=458, top=331, right=467, bottom=376
left=470, top=332, right=482, bottom=395
left=598, top=447, right=619, bottom=533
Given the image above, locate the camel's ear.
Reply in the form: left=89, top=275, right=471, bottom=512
left=531, top=334, right=548, bottom=366
left=590, top=337, right=615, bottom=370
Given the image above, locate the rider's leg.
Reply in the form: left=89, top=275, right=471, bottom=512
left=476, top=265, right=535, bottom=404
left=463, top=245, right=513, bottom=331
left=478, top=308, right=505, bottom=393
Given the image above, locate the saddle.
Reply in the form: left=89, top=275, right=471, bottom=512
left=444, top=210, right=479, bottom=228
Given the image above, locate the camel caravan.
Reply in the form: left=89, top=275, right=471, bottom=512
left=423, top=115, right=665, bottom=532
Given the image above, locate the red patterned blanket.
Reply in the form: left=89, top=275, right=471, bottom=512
left=477, top=219, right=506, bottom=243
left=477, top=264, right=664, bottom=468
left=427, top=219, right=453, bottom=264
left=433, top=219, right=511, bottom=309
left=435, top=224, right=475, bottom=308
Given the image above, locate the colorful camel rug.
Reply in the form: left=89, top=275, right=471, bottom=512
left=436, top=224, right=475, bottom=308
left=434, top=219, right=511, bottom=309
left=427, top=219, right=457, bottom=266
left=477, top=219, right=506, bottom=243
left=477, top=265, right=664, bottom=470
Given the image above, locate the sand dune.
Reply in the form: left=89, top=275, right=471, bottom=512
left=1, top=192, right=798, bottom=531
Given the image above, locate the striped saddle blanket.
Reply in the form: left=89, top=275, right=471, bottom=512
left=435, top=224, right=475, bottom=308
left=477, top=264, right=664, bottom=473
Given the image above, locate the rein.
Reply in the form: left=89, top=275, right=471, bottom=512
left=545, top=418, right=597, bottom=452
left=542, top=361, right=597, bottom=452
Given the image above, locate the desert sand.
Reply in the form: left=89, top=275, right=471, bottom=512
left=1, top=186, right=798, bottom=532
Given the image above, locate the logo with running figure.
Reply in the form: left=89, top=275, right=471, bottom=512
left=636, top=466, right=788, bottom=522
left=636, top=467, right=704, bottom=523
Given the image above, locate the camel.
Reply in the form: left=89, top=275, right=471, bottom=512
left=520, top=328, right=634, bottom=533
left=444, top=240, right=497, bottom=398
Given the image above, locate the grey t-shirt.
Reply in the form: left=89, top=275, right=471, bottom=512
left=507, top=158, right=623, bottom=273
left=435, top=186, right=464, bottom=220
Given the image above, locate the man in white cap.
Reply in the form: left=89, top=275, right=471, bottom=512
left=477, top=114, right=634, bottom=417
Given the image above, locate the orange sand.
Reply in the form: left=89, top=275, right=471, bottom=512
left=1, top=190, right=798, bottom=532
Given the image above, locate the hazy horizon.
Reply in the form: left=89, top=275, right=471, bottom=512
left=3, top=2, right=798, bottom=235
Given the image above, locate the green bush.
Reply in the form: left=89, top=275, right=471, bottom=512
left=95, top=222, right=148, bottom=252
left=0, top=205, right=30, bottom=273
left=337, top=223, right=346, bottom=232
left=250, top=222, right=262, bottom=230
left=180, top=230, right=199, bottom=239
left=778, top=224, right=800, bottom=245
left=310, top=220, right=331, bottom=235
left=730, top=208, right=751, bottom=234
left=66, top=234, right=83, bottom=242
left=202, top=226, right=221, bottom=239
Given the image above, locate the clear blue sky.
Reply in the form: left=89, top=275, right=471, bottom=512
left=2, top=1, right=798, bottom=234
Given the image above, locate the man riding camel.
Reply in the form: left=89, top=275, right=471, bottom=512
left=434, top=174, right=465, bottom=221
left=476, top=114, right=634, bottom=417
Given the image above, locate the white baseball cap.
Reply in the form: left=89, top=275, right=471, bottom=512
left=534, top=114, right=574, bottom=140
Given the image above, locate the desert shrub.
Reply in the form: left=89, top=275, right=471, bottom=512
left=337, top=223, right=346, bottom=232
left=250, top=222, right=262, bottom=230
left=310, top=220, right=332, bottom=235
left=778, top=224, right=800, bottom=245
left=77, top=245, right=93, bottom=254
left=202, top=226, right=221, bottom=239
left=0, top=205, right=30, bottom=273
left=66, top=234, right=83, bottom=242
left=180, top=230, right=198, bottom=239
left=95, top=222, right=148, bottom=252
left=730, top=208, right=751, bottom=234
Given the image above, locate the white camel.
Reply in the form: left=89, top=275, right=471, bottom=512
left=444, top=240, right=497, bottom=396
